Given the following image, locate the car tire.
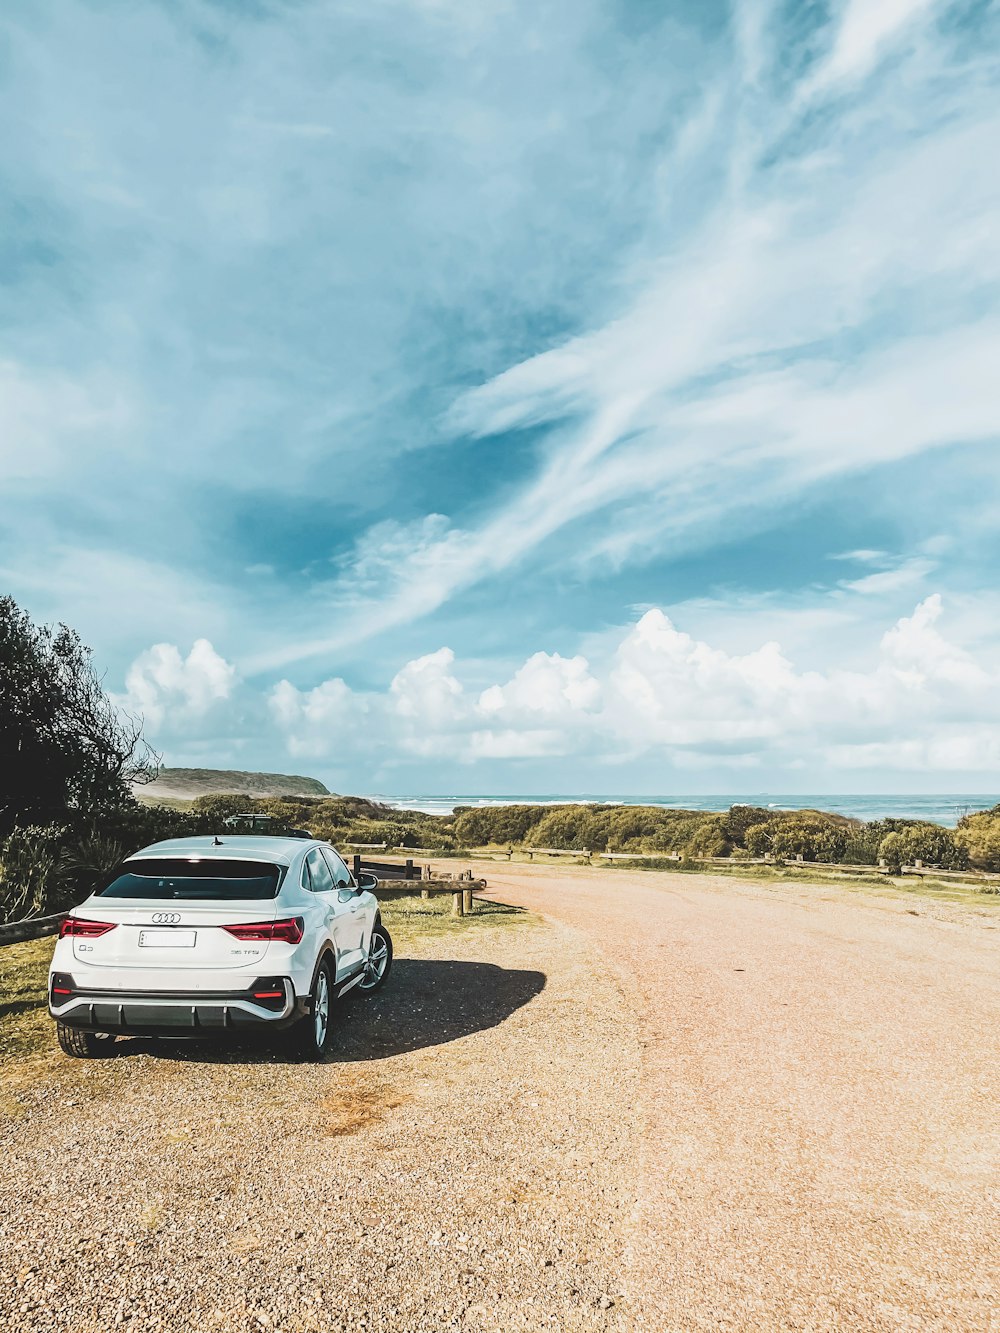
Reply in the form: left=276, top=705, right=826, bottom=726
left=56, top=1023, right=116, bottom=1059
left=292, top=957, right=336, bottom=1061
left=357, top=924, right=393, bottom=993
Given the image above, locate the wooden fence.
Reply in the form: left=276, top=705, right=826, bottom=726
left=0, top=911, right=69, bottom=947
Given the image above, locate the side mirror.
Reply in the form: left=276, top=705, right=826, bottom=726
left=357, top=871, right=378, bottom=892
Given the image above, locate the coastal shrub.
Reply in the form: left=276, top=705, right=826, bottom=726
left=721, top=806, right=774, bottom=848
left=898, top=823, right=968, bottom=869
left=605, top=807, right=668, bottom=850
left=0, top=824, right=72, bottom=921
left=343, top=819, right=414, bottom=847
left=683, top=817, right=732, bottom=858
left=63, top=833, right=130, bottom=900
left=878, top=832, right=905, bottom=874
left=453, top=805, right=543, bottom=847
left=745, top=822, right=773, bottom=857
left=643, top=814, right=713, bottom=854
left=191, top=793, right=257, bottom=819
left=955, top=809, right=1000, bottom=872
left=766, top=814, right=850, bottom=863
left=526, top=807, right=599, bottom=850
left=841, top=825, right=884, bottom=865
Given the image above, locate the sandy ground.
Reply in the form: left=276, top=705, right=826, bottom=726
left=475, top=862, right=1000, bottom=1331
left=0, top=910, right=641, bottom=1333
left=2, top=867, right=998, bottom=1331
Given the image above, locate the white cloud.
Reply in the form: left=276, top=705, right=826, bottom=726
left=249, top=1, right=1000, bottom=672
left=607, top=610, right=801, bottom=748
left=0, top=360, right=134, bottom=480
left=243, top=595, right=1000, bottom=777
left=118, top=639, right=237, bottom=732
left=5, top=0, right=1000, bottom=757
left=268, top=676, right=365, bottom=759
left=839, top=557, right=936, bottom=596
left=478, top=652, right=600, bottom=717
left=390, top=649, right=464, bottom=725
left=804, top=0, right=942, bottom=97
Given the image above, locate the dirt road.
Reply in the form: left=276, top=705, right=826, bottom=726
left=0, top=904, right=641, bottom=1333
left=480, top=864, right=1000, bottom=1331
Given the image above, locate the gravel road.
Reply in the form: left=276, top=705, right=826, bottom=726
left=0, top=912, right=640, bottom=1333
left=480, top=864, right=1000, bottom=1331
left=2, top=869, right=997, bottom=1332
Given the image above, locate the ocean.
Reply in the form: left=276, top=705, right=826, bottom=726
left=374, top=793, right=1000, bottom=828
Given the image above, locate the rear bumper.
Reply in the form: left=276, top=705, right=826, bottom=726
left=49, top=977, right=304, bottom=1035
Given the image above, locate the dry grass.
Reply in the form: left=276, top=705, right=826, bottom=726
left=0, top=935, right=56, bottom=1063
left=321, top=1071, right=409, bottom=1136
left=479, top=851, right=1000, bottom=907
left=379, top=892, right=531, bottom=944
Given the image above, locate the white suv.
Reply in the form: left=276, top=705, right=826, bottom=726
left=47, top=834, right=392, bottom=1061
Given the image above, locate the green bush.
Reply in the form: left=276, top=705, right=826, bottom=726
left=898, top=823, right=968, bottom=870
left=721, top=805, right=774, bottom=848
left=955, top=809, right=1000, bottom=872
left=745, top=823, right=773, bottom=857
left=453, top=805, right=543, bottom=847
left=526, top=807, right=599, bottom=851
left=878, top=832, right=904, bottom=874
left=769, top=815, right=850, bottom=863
left=190, top=793, right=257, bottom=820
left=344, top=819, right=414, bottom=848
left=0, top=824, right=72, bottom=920
left=684, top=817, right=732, bottom=858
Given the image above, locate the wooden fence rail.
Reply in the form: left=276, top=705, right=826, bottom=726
left=0, top=911, right=69, bottom=947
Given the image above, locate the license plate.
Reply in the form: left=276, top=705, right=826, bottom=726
left=138, top=929, right=197, bottom=948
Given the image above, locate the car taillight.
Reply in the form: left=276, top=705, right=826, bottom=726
left=222, top=918, right=303, bottom=944
left=58, top=918, right=117, bottom=938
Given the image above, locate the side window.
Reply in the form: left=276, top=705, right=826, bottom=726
left=304, top=848, right=335, bottom=894
left=322, top=847, right=353, bottom=888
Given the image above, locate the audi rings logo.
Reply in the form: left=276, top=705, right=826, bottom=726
left=151, top=911, right=181, bottom=925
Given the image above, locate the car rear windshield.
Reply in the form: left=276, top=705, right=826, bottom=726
left=97, top=858, right=284, bottom=901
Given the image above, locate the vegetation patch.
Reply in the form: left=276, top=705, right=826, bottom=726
left=380, top=893, right=531, bottom=944
left=0, top=935, right=55, bottom=1065
left=141, top=768, right=330, bottom=800
left=322, top=1073, right=409, bottom=1137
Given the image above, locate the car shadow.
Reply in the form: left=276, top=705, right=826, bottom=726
left=103, top=959, right=546, bottom=1065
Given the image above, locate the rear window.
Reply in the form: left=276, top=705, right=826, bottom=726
left=97, top=858, right=284, bottom=901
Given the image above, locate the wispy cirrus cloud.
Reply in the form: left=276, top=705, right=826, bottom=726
left=250, top=0, right=1000, bottom=672
left=3, top=0, right=1000, bottom=791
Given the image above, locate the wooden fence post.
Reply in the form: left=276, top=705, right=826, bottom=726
left=463, top=887, right=473, bottom=913
left=421, top=884, right=430, bottom=900
left=405, top=858, right=414, bottom=880
left=353, top=853, right=362, bottom=879
left=451, top=890, right=464, bottom=917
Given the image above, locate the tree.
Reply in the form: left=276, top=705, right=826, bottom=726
left=0, top=597, right=156, bottom=835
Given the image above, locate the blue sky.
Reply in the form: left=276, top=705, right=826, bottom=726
left=3, top=0, right=1000, bottom=796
